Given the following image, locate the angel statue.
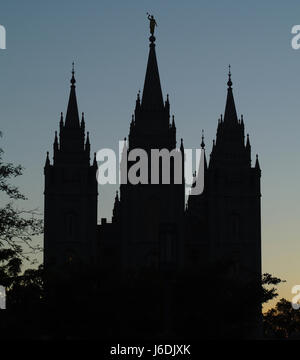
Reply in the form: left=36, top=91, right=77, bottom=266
left=147, top=13, right=157, bottom=35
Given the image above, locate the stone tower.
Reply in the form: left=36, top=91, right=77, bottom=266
left=186, top=67, right=262, bottom=337
left=44, top=65, right=98, bottom=270
left=118, top=34, right=185, bottom=270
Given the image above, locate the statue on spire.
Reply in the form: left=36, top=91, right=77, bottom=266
left=147, top=13, right=157, bottom=35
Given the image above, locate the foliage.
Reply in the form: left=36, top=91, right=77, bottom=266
left=0, top=131, right=43, bottom=265
left=263, top=298, right=300, bottom=339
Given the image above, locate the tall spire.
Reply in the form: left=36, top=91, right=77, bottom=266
left=201, top=129, right=205, bottom=149
left=81, top=112, right=85, bottom=130
left=45, top=151, right=50, bottom=167
left=224, top=65, right=238, bottom=123
left=141, top=35, right=164, bottom=111
left=255, top=154, right=260, bottom=170
left=65, top=62, right=80, bottom=128
left=246, top=133, right=251, bottom=149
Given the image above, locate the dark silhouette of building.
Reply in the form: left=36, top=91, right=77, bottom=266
left=43, top=31, right=262, bottom=339
left=185, top=67, right=262, bottom=338
left=44, top=64, right=98, bottom=270
left=186, top=67, right=261, bottom=274
left=117, top=34, right=185, bottom=271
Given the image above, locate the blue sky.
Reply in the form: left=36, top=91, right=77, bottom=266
left=0, top=0, right=300, bottom=309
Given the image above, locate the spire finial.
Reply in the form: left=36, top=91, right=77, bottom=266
left=45, top=151, right=50, bottom=166
left=227, top=64, right=232, bottom=88
left=81, top=112, right=85, bottom=129
left=172, top=114, right=175, bottom=127
left=180, top=138, right=184, bottom=151
left=71, top=62, right=76, bottom=86
left=201, top=129, right=205, bottom=149
left=246, top=133, right=250, bottom=148
left=85, top=131, right=90, bottom=152
left=255, top=154, right=261, bottom=170
left=147, top=13, right=157, bottom=42
left=141, top=24, right=164, bottom=110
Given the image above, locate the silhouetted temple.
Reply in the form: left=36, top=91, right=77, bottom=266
left=43, top=31, right=262, bottom=339
left=44, top=64, right=98, bottom=270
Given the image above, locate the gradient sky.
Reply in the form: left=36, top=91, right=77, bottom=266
left=0, top=0, right=300, bottom=310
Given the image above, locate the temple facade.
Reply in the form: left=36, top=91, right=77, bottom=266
left=43, top=30, right=262, bottom=339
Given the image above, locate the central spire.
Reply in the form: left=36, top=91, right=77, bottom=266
left=65, top=62, right=80, bottom=128
left=141, top=35, right=164, bottom=111
left=224, top=65, right=238, bottom=123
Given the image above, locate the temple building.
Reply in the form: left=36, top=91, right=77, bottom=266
left=43, top=27, right=262, bottom=339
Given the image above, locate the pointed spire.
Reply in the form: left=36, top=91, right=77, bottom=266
left=165, top=93, right=170, bottom=107
left=134, top=90, right=141, bottom=122
left=198, top=130, right=207, bottom=170
left=201, top=129, right=205, bottom=149
left=45, top=151, right=50, bottom=167
left=135, top=90, right=141, bottom=108
left=85, top=131, right=90, bottom=152
left=172, top=114, right=175, bottom=127
left=141, top=35, right=164, bottom=111
left=255, top=154, right=260, bottom=170
left=81, top=112, right=85, bottom=130
left=224, top=65, right=238, bottom=123
left=227, top=64, right=232, bottom=88
left=65, top=62, right=80, bottom=128
left=71, top=62, right=76, bottom=85
left=93, top=152, right=97, bottom=167
left=180, top=138, right=184, bottom=152
left=246, top=133, right=250, bottom=148
left=60, top=112, right=64, bottom=126
left=112, top=190, right=120, bottom=223
left=54, top=130, right=58, bottom=148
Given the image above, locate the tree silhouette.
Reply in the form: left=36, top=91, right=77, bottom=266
left=0, top=131, right=43, bottom=318
left=0, top=132, right=42, bottom=262
left=264, top=298, right=300, bottom=339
